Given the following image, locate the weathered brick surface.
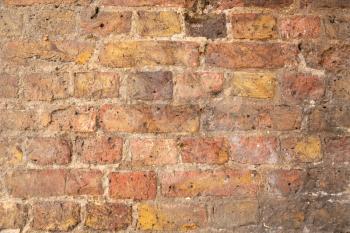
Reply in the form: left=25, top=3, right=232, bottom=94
left=137, top=11, right=182, bottom=37
left=231, top=14, right=277, bottom=40
left=85, top=203, right=131, bottom=230
left=32, top=202, right=80, bottom=231
left=1, top=1, right=349, bottom=232
left=26, top=137, right=71, bottom=165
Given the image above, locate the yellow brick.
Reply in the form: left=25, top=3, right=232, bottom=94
left=137, top=11, right=182, bottom=37
left=232, top=72, right=276, bottom=99
left=137, top=203, right=207, bottom=231
left=295, top=136, right=321, bottom=162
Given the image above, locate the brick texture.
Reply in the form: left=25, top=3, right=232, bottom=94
left=1, top=0, right=349, bottom=232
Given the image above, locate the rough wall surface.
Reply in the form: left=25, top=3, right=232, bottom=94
left=0, top=0, right=349, bottom=232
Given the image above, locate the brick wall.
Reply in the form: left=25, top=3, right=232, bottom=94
left=0, top=0, right=349, bottom=232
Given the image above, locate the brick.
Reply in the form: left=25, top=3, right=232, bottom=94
left=137, top=203, right=207, bottom=231
left=23, top=73, right=69, bottom=101
left=3, top=41, right=94, bottom=65
left=26, top=138, right=71, bottom=165
left=0, top=10, right=23, bottom=37
left=324, top=137, right=350, bottom=164
left=0, top=203, right=27, bottom=229
left=268, top=169, right=304, bottom=196
left=229, top=136, right=278, bottom=164
left=75, top=136, right=123, bottom=164
left=209, top=0, right=293, bottom=9
left=99, top=41, right=199, bottom=68
left=0, top=139, right=24, bottom=168
left=329, top=106, right=350, bottom=129
left=279, top=16, right=321, bottom=39
left=99, top=104, right=199, bottom=133
left=85, top=203, right=131, bottom=230
left=109, top=171, right=157, bottom=200
left=4, top=0, right=90, bottom=6
left=301, top=43, right=350, bottom=71
left=137, top=11, right=181, bottom=37
left=49, top=107, right=96, bottom=132
left=179, top=137, right=229, bottom=164
left=301, top=0, right=350, bottom=8
left=185, top=13, right=226, bottom=39
left=262, top=198, right=307, bottom=229
left=81, top=10, right=132, bottom=36
left=0, top=74, right=18, bottom=98
left=232, top=72, right=276, bottom=99
left=0, top=110, right=50, bottom=131
left=281, top=136, right=322, bottom=163
left=5, top=169, right=103, bottom=198
left=127, top=71, right=173, bottom=100
left=203, top=101, right=302, bottom=131
left=74, top=72, right=119, bottom=99
left=174, top=72, right=224, bottom=101
left=211, top=200, right=258, bottom=228
left=303, top=167, right=350, bottom=194
left=26, top=8, right=75, bottom=37
left=324, top=16, right=350, bottom=39
left=281, top=74, right=325, bottom=103
left=161, top=169, right=261, bottom=198
left=206, top=43, right=297, bottom=69
left=231, top=14, right=277, bottom=40
left=330, top=71, right=350, bottom=101
left=32, top=202, right=80, bottom=231
left=102, top=0, right=195, bottom=7
left=130, top=138, right=178, bottom=166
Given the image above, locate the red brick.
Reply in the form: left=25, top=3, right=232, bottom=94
left=231, top=14, right=277, bottom=40
left=229, top=136, right=279, bottom=164
left=0, top=138, right=24, bottom=168
left=5, top=169, right=103, bottom=198
left=127, top=71, right=173, bottom=100
left=137, top=203, right=207, bottom=231
left=130, top=138, right=178, bottom=166
left=109, top=171, right=157, bottom=200
left=174, top=72, right=224, bottom=102
left=81, top=10, right=132, bottom=36
left=203, top=101, right=302, bottom=131
left=102, top=0, right=195, bottom=7
left=161, top=169, right=261, bottom=198
left=85, top=203, right=131, bottom=230
left=99, top=104, right=199, bottom=133
left=74, top=72, right=120, bottom=99
left=325, top=137, right=350, bottom=164
left=330, top=71, right=350, bottom=101
left=99, top=41, right=199, bottom=68
left=301, top=0, right=350, bottom=8
left=26, top=138, right=71, bottom=165
left=3, top=41, right=94, bottom=65
left=206, top=43, right=297, bottom=69
left=23, top=73, right=69, bottom=101
left=32, top=202, right=80, bottom=231
left=279, top=16, right=321, bottom=39
left=0, top=74, right=18, bottom=98
left=49, top=107, right=96, bottom=132
left=281, top=74, right=325, bottom=103
left=0, top=202, right=27, bottom=229
left=268, top=169, right=304, bottom=196
left=179, top=137, right=229, bottom=164
left=4, top=0, right=90, bottom=6
left=0, top=110, right=50, bottom=131
left=75, top=136, right=123, bottom=164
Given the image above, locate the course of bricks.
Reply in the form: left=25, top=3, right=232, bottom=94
left=0, top=0, right=349, bottom=232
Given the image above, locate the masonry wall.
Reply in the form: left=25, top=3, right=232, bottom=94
left=0, top=0, right=349, bottom=232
